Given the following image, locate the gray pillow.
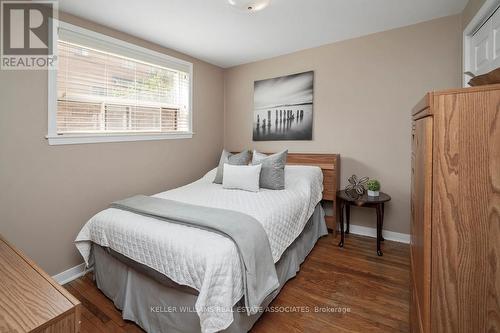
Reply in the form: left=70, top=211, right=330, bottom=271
left=213, top=150, right=250, bottom=184
left=252, top=150, right=288, bottom=190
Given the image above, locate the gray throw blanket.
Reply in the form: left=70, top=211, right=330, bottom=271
left=111, top=195, right=279, bottom=315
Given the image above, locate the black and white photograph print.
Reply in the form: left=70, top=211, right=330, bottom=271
left=253, top=71, right=313, bottom=141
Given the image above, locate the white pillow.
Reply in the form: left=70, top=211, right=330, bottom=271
left=222, top=164, right=261, bottom=192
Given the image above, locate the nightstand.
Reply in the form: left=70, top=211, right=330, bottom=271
left=336, top=190, right=391, bottom=256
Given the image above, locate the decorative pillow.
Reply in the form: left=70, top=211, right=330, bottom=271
left=213, top=150, right=250, bottom=184
left=222, top=164, right=262, bottom=192
left=252, top=150, right=288, bottom=190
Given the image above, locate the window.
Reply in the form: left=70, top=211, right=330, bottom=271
left=48, top=22, right=193, bottom=145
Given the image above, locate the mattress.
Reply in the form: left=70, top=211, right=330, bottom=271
left=75, top=165, right=324, bottom=333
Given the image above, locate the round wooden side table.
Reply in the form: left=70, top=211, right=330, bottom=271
left=336, top=190, right=392, bottom=256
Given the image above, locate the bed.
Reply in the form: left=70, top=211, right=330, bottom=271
left=75, top=153, right=340, bottom=333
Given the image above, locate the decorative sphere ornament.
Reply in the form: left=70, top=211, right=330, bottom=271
left=345, top=175, right=368, bottom=199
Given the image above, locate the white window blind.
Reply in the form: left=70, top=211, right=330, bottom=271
left=56, top=40, right=190, bottom=135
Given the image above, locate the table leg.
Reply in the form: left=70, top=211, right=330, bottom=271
left=345, top=204, right=350, bottom=234
left=338, top=200, right=344, bottom=248
left=376, top=203, right=383, bottom=256
left=381, top=203, right=385, bottom=241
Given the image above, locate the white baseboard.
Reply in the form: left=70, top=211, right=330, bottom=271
left=347, top=224, right=410, bottom=244
left=52, top=262, right=92, bottom=285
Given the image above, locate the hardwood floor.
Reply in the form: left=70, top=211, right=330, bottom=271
left=65, top=234, right=410, bottom=333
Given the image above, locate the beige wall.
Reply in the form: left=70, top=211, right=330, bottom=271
left=0, top=13, right=225, bottom=275
left=224, top=15, right=462, bottom=235
left=462, top=0, right=488, bottom=29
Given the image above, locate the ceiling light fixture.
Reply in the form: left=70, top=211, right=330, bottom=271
left=227, top=0, right=271, bottom=12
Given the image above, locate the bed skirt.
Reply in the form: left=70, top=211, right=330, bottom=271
left=91, top=204, right=328, bottom=333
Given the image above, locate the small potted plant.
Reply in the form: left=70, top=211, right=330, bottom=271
left=367, top=179, right=381, bottom=197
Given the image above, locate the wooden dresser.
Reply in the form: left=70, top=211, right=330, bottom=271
left=410, top=85, right=500, bottom=332
left=0, top=235, right=81, bottom=333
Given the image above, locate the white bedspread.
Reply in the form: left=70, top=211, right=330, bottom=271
left=75, top=165, right=323, bottom=333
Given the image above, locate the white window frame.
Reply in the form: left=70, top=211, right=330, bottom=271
left=47, top=21, right=194, bottom=145
left=463, top=0, right=500, bottom=87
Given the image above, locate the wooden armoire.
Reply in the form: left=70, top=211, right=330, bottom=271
left=410, top=85, right=500, bottom=333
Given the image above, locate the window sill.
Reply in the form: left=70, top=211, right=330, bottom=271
left=46, top=132, right=194, bottom=145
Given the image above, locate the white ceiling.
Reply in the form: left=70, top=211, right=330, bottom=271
left=59, top=0, right=468, bottom=68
